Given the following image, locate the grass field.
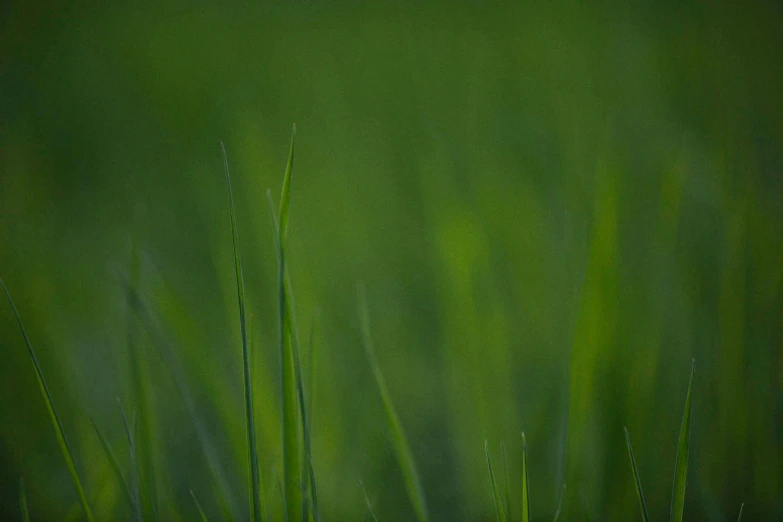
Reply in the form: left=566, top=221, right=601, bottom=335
left=1, top=1, right=783, bottom=520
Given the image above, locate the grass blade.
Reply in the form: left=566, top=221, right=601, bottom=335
left=20, top=478, right=30, bottom=522
left=266, top=124, right=303, bottom=522
left=737, top=503, right=744, bottom=521
left=358, top=284, right=429, bottom=522
left=552, top=484, right=566, bottom=522
left=190, top=490, right=210, bottom=522
left=670, top=360, right=695, bottom=522
left=90, top=419, right=134, bottom=510
left=359, top=479, right=380, bottom=522
left=485, top=441, right=507, bottom=522
left=222, top=141, right=263, bottom=522
left=118, top=400, right=142, bottom=522
left=1, top=280, right=94, bottom=522
left=521, top=433, right=530, bottom=522
left=623, top=427, right=650, bottom=522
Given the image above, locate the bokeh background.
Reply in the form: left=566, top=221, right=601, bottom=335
left=2, top=1, right=783, bottom=520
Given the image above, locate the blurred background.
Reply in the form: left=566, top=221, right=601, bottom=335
left=1, top=1, right=782, bottom=520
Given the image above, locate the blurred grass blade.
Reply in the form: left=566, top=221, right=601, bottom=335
left=485, top=441, right=507, bottom=522
left=359, top=479, right=380, bottom=522
left=501, top=442, right=511, bottom=519
left=521, top=433, right=530, bottom=522
left=552, top=484, right=566, bottom=522
left=358, top=284, right=429, bottom=522
left=623, top=427, right=649, bottom=522
left=119, top=400, right=142, bottom=522
left=670, top=360, right=695, bottom=522
left=20, top=478, right=30, bottom=522
left=91, top=419, right=134, bottom=510
left=190, top=490, right=210, bottom=522
left=222, top=141, right=264, bottom=522
left=121, top=275, right=238, bottom=520
left=279, top=124, right=295, bottom=242
left=1, top=280, right=94, bottom=522
left=737, top=503, right=744, bottom=521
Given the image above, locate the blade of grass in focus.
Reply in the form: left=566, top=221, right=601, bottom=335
left=20, top=478, right=30, bottom=522
left=359, top=479, right=379, bottom=522
left=521, top=433, right=530, bottom=522
left=670, top=360, right=695, bottom=522
left=737, top=503, right=744, bottom=521
left=485, top=441, right=507, bottom=522
left=359, top=284, right=429, bottom=522
left=501, top=442, right=511, bottom=519
left=222, top=141, right=264, bottom=522
left=623, top=427, right=650, bottom=522
left=267, top=126, right=306, bottom=522
left=91, top=418, right=135, bottom=511
left=190, top=490, right=210, bottom=522
left=552, top=484, right=566, bottom=522
left=1, top=280, right=94, bottom=522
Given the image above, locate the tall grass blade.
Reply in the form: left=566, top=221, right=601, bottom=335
left=485, top=441, right=507, bottom=522
left=19, top=478, right=30, bottom=522
left=552, top=484, right=566, bottom=522
left=90, top=418, right=134, bottom=510
left=358, top=284, right=429, bottom=522
left=267, top=125, right=305, bottom=522
left=521, top=432, right=530, bottom=522
left=737, top=503, right=744, bottom=521
left=359, top=479, right=379, bottom=522
left=190, top=490, right=210, bottom=522
left=222, top=141, right=263, bottom=522
left=1, top=280, right=94, bottom=522
left=670, top=360, right=695, bottom=522
left=623, top=427, right=650, bottom=522
left=118, top=400, right=142, bottom=522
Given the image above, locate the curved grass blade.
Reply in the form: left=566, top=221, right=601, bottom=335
left=552, top=483, right=566, bottom=522
left=485, top=441, right=507, bottom=522
left=1, top=280, right=94, bottom=522
left=670, top=360, right=695, bottom=522
left=359, top=479, right=380, bottom=522
left=190, top=490, right=210, bottom=522
left=118, top=400, right=142, bottom=522
left=623, top=427, right=649, bottom=522
left=20, top=478, right=30, bottom=522
left=521, top=433, right=530, bottom=522
left=90, top=419, right=134, bottom=510
left=737, top=503, right=744, bottom=521
left=358, top=284, right=429, bottom=522
left=222, top=141, right=263, bottom=522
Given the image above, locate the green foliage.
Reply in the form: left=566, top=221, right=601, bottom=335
left=1, top=280, right=94, bottom=522
left=521, top=433, right=530, bottom=522
left=19, top=478, right=30, bottom=522
left=670, top=361, right=695, bottom=522
left=485, top=441, right=507, bottom=522
left=624, top=427, right=650, bottom=522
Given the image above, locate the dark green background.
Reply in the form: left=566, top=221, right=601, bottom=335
left=2, top=1, right=782, bottom=520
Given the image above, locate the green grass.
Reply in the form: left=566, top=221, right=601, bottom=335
left=1, top=280, right=94, bottom=522
left=485, top=441, right=507, bottom=522
left=670, top=361, right=695, bottom=522
left=624, top=427, right=650, bottom=522
left=190, top=490, right=210, bottom=522
left=222, top=140, right=264, bottom=522
left=19, top=478, right=30, bottom=522
left=521, top=432, right=530, bottom=522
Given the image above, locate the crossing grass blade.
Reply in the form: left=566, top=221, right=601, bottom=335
left=552, top=484, right=566, bottom=522
left=358, top=284, right=429, bottom=522
left=190, top=490, right=210, bottom=522
left=20, top=478, right=30, bottom=522
left=359, top=479, right=380, bottom=522
left=1, top=280, right=94, bottom=522
left=737, top=503, right=744, bottom=521
left=91, top=419, right=134, bottom=510
left=222, top=141, right=263, bottom=522
left=485, top=441, right=507, bottom=522
left=521, top=433, right=530, bottom=522
left=670, top=360, right=695, bottom=522
left=623, top=427, right=650, bottom=522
